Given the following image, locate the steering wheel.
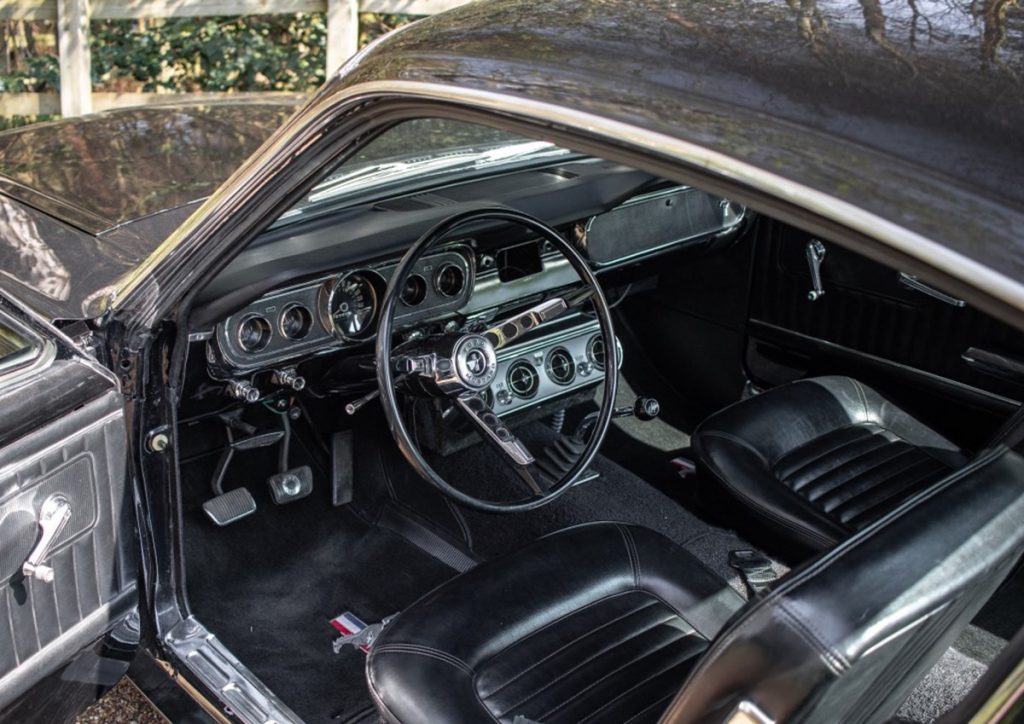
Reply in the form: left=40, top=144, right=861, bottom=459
left=376, top=207, right=618, bottom=513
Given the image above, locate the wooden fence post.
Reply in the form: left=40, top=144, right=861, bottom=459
left=57, top=0, right=92, bottom=116
left=326, top=0, right=359, bottom=76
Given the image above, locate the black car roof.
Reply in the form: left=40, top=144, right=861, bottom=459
left=332, top=0, right=1024, bottom=288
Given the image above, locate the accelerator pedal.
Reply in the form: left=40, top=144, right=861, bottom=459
left=203, top=487, right=257, bottom=526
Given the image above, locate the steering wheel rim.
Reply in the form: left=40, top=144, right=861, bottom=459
left=376, top=206, right=618, bottom=513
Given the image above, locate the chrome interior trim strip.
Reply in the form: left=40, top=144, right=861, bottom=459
left=164, top=616, right=302, bottom=724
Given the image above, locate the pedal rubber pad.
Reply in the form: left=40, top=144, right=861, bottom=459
left=331, top=431, right=354, bottom=507
left=268, top=466, right=313, bottom=505
left=203, top=487, right=256, bottom=526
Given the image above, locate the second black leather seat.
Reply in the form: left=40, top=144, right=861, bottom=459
left=693, top=376, right=967, bottom=551
left=367, top=523, right=744, bottom=724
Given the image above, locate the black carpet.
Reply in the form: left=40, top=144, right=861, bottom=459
left=181, top=449, right=459, bottom=723
left=432, top=421, right=789, bottom=597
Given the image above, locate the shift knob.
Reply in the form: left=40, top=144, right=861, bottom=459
left=634, top=397, right=660, bottom=421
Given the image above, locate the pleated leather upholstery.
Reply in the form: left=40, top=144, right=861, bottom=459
left=368, top=523, right=744, bottom=724
left=694, top=376, right=967, bottom=551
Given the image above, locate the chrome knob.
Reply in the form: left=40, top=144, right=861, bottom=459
left=272, top=368, right=306, bottom=391
left=226, top=380, right=260, bottom=403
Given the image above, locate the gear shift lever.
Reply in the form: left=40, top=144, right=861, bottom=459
left=575, top=394, right=660, bottom=442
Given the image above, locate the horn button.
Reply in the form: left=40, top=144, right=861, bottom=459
left=454, top=334, right=498, bottom=389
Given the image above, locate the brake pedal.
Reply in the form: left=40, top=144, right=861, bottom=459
left=203, top=487, right=257, bottom=526
left=268, top=466, right=313, bottom=504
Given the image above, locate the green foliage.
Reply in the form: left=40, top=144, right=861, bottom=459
left=91, top=14, right=330, bottom=92
left=0, top=54, right=59, bottom=93
left=0, top=114, right=58, bottom=131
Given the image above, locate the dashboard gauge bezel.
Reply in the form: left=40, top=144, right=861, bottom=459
left=278, top=303, right=314, bottom=340
left=236, top=314, right=273, bottom=353
left=320, top=270, right=385, bottom=341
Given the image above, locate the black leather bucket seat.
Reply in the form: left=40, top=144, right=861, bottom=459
left=367, top=445, right=1024, bottom=723
left=692, top=376, right=967, bottom=551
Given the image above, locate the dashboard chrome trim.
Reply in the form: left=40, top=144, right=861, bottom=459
left=211, top=245, right=474, bottom=374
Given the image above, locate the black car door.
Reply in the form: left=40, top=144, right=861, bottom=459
left=745, top=220, right=1024, bottom=449
left=0, top=296, right=138, bottom=716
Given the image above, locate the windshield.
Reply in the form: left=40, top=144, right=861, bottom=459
left=276, top=119, right=572, bottom=225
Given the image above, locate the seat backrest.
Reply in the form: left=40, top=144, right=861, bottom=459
left=662, top=442, right=1024, bottom=724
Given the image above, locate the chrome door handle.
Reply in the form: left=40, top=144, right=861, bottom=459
left=897, top=272, right=966, bottom=307
left=22, top=495, right=71, bottom=583
left=806, top=239, right=826, bottom=301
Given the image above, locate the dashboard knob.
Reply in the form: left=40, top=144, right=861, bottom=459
left=496, top=389, right=513, bottom=406
left=225, top=380, right=260, bottom=403
left=272, top=368, right=306, bottom=391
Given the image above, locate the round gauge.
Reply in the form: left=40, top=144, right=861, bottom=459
left=237, top=315, right=272, bottom=353
left=587, top=335, right=606, bottom=371
left=545, top=347, right=576, bottom=385
left=507, top=360, right=540, bottom=399
left=434, top=263, right=466, bottom=298
left=329, top=273, right=378, bottom=339
left=401, top=274, right=428, bottom=306
left=279, top=304, right=313, bottom=340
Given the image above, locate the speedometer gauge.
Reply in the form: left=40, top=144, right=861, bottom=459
left=328, top=273, right=378, bottom=338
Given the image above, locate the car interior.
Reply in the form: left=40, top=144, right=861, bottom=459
left=174, top=118, right=1024, bottom=723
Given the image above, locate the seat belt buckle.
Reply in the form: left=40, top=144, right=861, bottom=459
left=331, top=611, right=397, bottom=654
left=728, top=550, right=777, bottom=596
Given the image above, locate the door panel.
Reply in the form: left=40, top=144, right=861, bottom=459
left=0, top=301, right=136, bottom=712
left=747, top=221, right=1023, bottom=448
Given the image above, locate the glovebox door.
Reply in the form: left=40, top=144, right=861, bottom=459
left=0, top=298, right=137, bottom=714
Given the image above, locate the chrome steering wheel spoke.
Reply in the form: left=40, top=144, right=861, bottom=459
left=483, top=287, right=593, bottom=349
left=454, top=393, right=535, bottom=466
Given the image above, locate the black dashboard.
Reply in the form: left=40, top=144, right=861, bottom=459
left=193, top=158, right=746, bottom=419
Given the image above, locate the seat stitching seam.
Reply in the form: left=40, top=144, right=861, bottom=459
left=373, top=644, right=473, bottom=674
left=805, top=445, right=918, bottom=505
left=838, top=461, right=948, bottom=525
left=473, top=590, right=643, bottom=673
left=533, top=629, right=692, bottom=721
left=577, top=652, right=698, bottom=724
left=777, top=427, right=886, bottom=486
left=703, top=462, right=840, bottom=545
left=621, top=525, right=641, bottom=587
left=824, top=452, right=941, bottom=512
left=620, top=691, right=676, bottom=724
left=851, top=378, right=871, bottom=421
left=491, top=614, right=681, bottom=716
left=776, top=600, right=849, bottom=673
left=699, top=431, right=770, bottom=466
left=478, top=599, right=661, bottom=699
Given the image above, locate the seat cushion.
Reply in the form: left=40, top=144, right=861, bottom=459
left=367, top=522, right=745, bottom=724
left=693, top=376, right=967, bottom=551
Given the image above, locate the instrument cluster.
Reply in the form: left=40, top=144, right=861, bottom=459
left=212, top=246, right=473, bottom=372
